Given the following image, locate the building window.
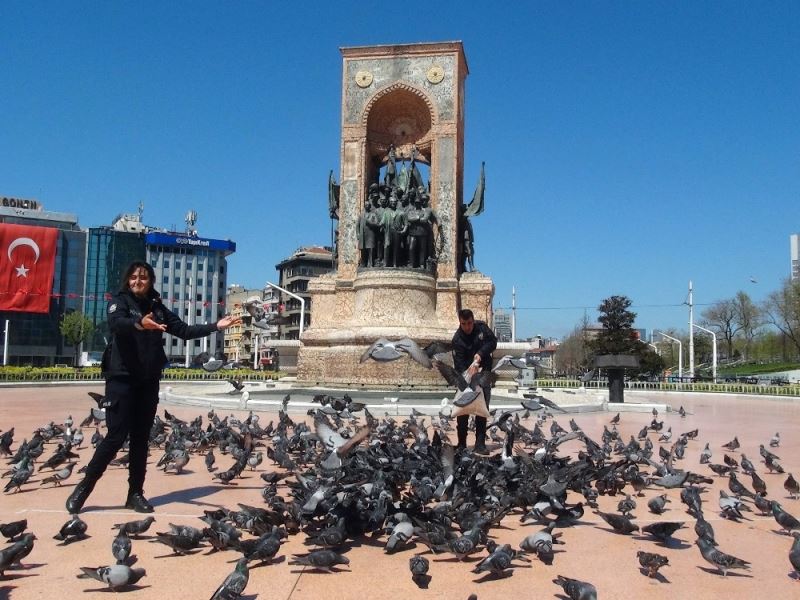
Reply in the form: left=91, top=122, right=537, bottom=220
left=163, top=276, right=169, bottom=284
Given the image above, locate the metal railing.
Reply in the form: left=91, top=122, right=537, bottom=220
left=529, top=378, right=800, bottom=397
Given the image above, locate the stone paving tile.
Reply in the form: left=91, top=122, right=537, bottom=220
left=0, top=384, right=798, bottom=599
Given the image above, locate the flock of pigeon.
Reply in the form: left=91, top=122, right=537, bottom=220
left=1, top=357, right=800, bottom=598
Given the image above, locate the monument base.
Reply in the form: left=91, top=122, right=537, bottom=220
left=296, top=269, right=493, bottom=387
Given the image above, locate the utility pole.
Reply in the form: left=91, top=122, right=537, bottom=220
left=688, top=280, right=694, bottom=380
left=511, top=286, right=516, bottom=343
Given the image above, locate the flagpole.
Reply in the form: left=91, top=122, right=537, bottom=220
left=3, top=320, right=9, bottom=366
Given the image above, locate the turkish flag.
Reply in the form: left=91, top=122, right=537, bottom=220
left=0, top=223, right=58, bottom=313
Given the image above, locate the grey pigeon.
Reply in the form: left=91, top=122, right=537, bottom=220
left=113, top=516, right=156, bottom=537
left=640, top=521, right=684, bottom=544
left=553, top=574, right=597, bottom=600
left=360, top=338, right=432, bottom=368
left=637, top=550, right=669, bottom=577
left=54, top=514, right=88, bottom=543
left=647, top=494, right=670, bottom=515
left=785, top=473, right=799, bottom=499
left=772, top=502, right=800, bottom=534
left=40, top=462, right=77, bottom=486
left=112, top=533, right=132, bottom=566
left=209, top=557, right=249, bottom=600
left=595, top=510, right=638, bottom=535
left=696, top=537, right=750, bottom=576
left=78, top=565, right=146, bottom=591
left=789, top=532, right=800, bottom=579
left=409, top=554, right=430, bottom=588
left=0, top=519, right=27, bottom=541
left=289, top=549, right=350, bottom=572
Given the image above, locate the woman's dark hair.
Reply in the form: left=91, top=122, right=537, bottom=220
left=119, top=261, right=157, bottom=295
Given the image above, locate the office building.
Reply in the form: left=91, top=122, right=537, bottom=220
left=792, top=234, right=799, bottom=281
left=146, top=230, right=236, bottom=362
left=493, top=309, right=512, bottom=342
left=275, top=246, right=333, bottom=339
left=0, top=197, right=86, bottom=365
left=83, top=213, right=147, bottom=352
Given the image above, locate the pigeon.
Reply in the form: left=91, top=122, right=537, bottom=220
left=289, top=549, right=350, bottom=572
left=785, top=474, right=799, bottom=500
left=152, top=530, right=203, bottom=555
left=314, top=414, right=371, bottom=470
left=722, top=436, right=740, bottom=451
left=491, top=354, right=528, bottom=371
left=553, top=575, right=597, bottom=600
left=790, top=532, right=800, bottom=580
left=769, top=432, right=780, bottom=447
left=78, top=565, right=147, bottom=591
left=637, top=550, right=669, bottom=577
left=205, top=449, right=217, bottom=472
left=1, top=532, right=36, bottom=568
left=227, top=378, right=245, bottom=392
left=595, top=511, right=638, bottom=535
left=54, top=514, right=88, bottom=543
left=201, top=356, right=226, bottom=372
left=471, top=542, right=526, bottom=577
left=112, top=532, right=132, bottom=565
left=0, top=519, right=27, bottom=541
left=695, top=514, right=717, bottom=546
left=209, top=557, right=249, bottom=600
left=648, top=494, right=670, bottom=515
left=772, top=502, right=800, bottom=534
left=695, top=537, right=750, bottom=576
left=409, top=554, right=430, bottom=588
left=522, top=395, right=566, bottom=413
left=640, top=521, right=684, bottom=544
left=40, top=462, right=77, bottom=486
left=360, top=338, right=432, bottom=368
left=113, top=516, right=156, bottom=537
left=617, top=494, right=636, bottom=517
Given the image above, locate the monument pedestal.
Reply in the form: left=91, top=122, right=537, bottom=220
left=297, top=269, right=493, bottom=387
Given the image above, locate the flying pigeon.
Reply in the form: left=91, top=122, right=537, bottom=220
left=360, top=338, right=432, bottom=368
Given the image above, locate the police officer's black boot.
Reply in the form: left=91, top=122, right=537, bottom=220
left=456, top=416, right=469, bottom=451
left=65, top=477, right=97, bottom=514
left=473, top=417, right=489, bottom=455
left=125, top=490, right=154, bottom=513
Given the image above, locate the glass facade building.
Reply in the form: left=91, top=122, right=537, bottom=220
left=84, top=227, right=146, bottom=352
left=0, top=205, right=86, bottom=366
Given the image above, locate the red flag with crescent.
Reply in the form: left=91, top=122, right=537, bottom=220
left=0, top=223, right=58, bottom=313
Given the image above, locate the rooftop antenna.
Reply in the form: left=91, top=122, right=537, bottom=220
left=137, top=200, right=144, bottom=220
left=185, top=210, right=198, bottom=236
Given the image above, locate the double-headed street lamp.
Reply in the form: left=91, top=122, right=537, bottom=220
left=654, top=330, right=682, bottom=379
left=691, top=323, right=717, bottom=383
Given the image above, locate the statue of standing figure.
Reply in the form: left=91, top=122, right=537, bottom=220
left=358, top=201, right=381, bottom=268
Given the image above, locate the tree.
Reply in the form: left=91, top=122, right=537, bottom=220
left=589, top=295, right=664, bottom=379
left=763, top=279, right=800, bottom=359
left=732, top=291, right=762, bottom=360
left=554, top=314, right=591, bottom=376
left=701, top=299, right=740, bottom=359
left=589, top=295, right=638, bottom=355
left=60, top=311, right=94, bottom=366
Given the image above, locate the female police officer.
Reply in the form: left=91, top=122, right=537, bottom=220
left=66, top=261, right=239, bottom=513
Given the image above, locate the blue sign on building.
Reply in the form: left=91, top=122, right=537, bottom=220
left=145, top=232, right=236, bottom=254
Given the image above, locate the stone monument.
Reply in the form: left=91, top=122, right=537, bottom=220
left=297, top=42, right=494, bottom=387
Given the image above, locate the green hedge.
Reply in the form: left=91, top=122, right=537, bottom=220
left=0, top=366, right=283, bottom=382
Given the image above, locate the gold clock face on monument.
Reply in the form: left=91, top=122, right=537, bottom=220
left=355, top=70, right=373, bottom=88
left=426, top=65, right=445, bottom=84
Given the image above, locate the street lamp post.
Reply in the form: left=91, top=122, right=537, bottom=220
left=692, top=323, right=717, bottom=383
left=266, top=281, right=306, bottom=338
left=655, top=330, right=682, bottom=379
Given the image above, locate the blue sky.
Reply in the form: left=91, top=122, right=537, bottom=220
left=2, top=2, right=797, bottom=339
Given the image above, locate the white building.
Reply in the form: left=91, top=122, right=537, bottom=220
left=791, top=234, right=799, bottom=281
left=145, top=231, right=235, bottom=361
